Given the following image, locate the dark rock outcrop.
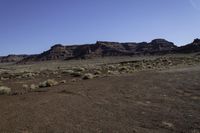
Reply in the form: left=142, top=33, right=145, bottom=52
left=176, top=38, right=200, bottom=53
left=19, top=39, right=177, bottom=63
left=136, top=39, right=177, bottom=54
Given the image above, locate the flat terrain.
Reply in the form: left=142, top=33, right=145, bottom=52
left=0, top=55, right=200, bottom=133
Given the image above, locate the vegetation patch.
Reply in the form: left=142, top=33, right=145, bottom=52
left=62, top=70, right=74, bottom=74
left=71, top=72, right=82, bottom=77
left=60, top=80, right=66, bottom=83
left=39, top=79, right=58, bottom=88
left=0, top=86, right=11, bottom=95
left=83, top=73, right=94, bottom=80
left=30, top=84, right=38, bottom=90
left=72, top=67, right=85, bottom=72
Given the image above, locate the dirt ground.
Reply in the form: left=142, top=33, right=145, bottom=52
left=0, top=56, right=200, bottom=133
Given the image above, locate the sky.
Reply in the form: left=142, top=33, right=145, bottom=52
left=0, top=0, right=200, bottom=56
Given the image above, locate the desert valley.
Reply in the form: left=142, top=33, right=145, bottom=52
left=0, top=39, right=200, bottom=133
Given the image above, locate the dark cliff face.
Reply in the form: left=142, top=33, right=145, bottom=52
left=4, top=38, right=199, bottom=64
left=135, top=39, right=176, bottom=54
left=150, top=39, right=177, bottom=51
left=38, top=44, right=71, bottom=60
left=18, top=39, right=178, bottom=63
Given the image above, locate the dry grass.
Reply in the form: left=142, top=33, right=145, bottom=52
left=70, top=72, right=82, bottom=77
left=83, top=73, right=94, bottom=80
left=39, top=79, right=58, bottom=88
left=0, top=86, right=11, bottom=95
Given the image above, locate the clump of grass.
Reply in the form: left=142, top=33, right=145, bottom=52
left=107, top=70, right=119, bottom=75
left=71, top=72, right=82, bottom=77
left=107, top=65, right=116, bottom=70
left=83, top=73, right=94, bottom=80
left=62, top=70, right=74, bottom=74
left=71, top=79, right=77, bottom=82
left=39, top=79, right=58, bottom=88
left=0, top=86, right=11, bottom=95
left=60, top=80, right=66, bottom=83
left=22, top=84, right=29, bottom=91
left=30, top=84, right=38, bottom=90
left=119, top=66, right=129, bottom=72
left=73, top=67, right=85, bottom=72
left=22, top=73, right=35, bottom=78
left=0, top=77, right=9, bottom=81
left=94, top=70, right=102, bottom=75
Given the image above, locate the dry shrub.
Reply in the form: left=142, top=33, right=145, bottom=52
left=0, top=86, right=11, bottom=95
left=39, top=79, right=58, bottom=88
left=22, top=73, right=35, bottom=78
left=73, top=67, right=85, bottom=72
left=60, top=80, right=66, bottom=83
left=83, top=73, right=94, bottom=80
left=22, top=84, right=29, bottom=91
left=62, top=70, right=74, bottom=74
left=119, top=66, right=129, bottom=72
left=71, top=72, right=82, bottom=77
left=94, top=70, right=102, bottom=75
left=30, top=84, right=38, bottom=90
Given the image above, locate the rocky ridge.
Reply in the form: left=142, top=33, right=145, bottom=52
left=1, top=38, right=200, bottom=63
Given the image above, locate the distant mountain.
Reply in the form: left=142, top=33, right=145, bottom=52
left=1, top=38, right=200, bottom=64
left=0, top=54, right=28, bottom=63
left=135, top=39, right=177, bottom=54
left=176, top=39, right=200, bottom=53
left=18, top=39, right=177, bottom=63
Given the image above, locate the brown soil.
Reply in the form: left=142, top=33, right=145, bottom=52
left=0, top=56, right=200, bottom=133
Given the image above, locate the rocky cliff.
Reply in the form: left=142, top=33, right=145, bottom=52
left=1, top=38, right=200, bottom=64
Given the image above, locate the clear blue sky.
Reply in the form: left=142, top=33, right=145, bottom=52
left=0, top=0, right=199, bottom=56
